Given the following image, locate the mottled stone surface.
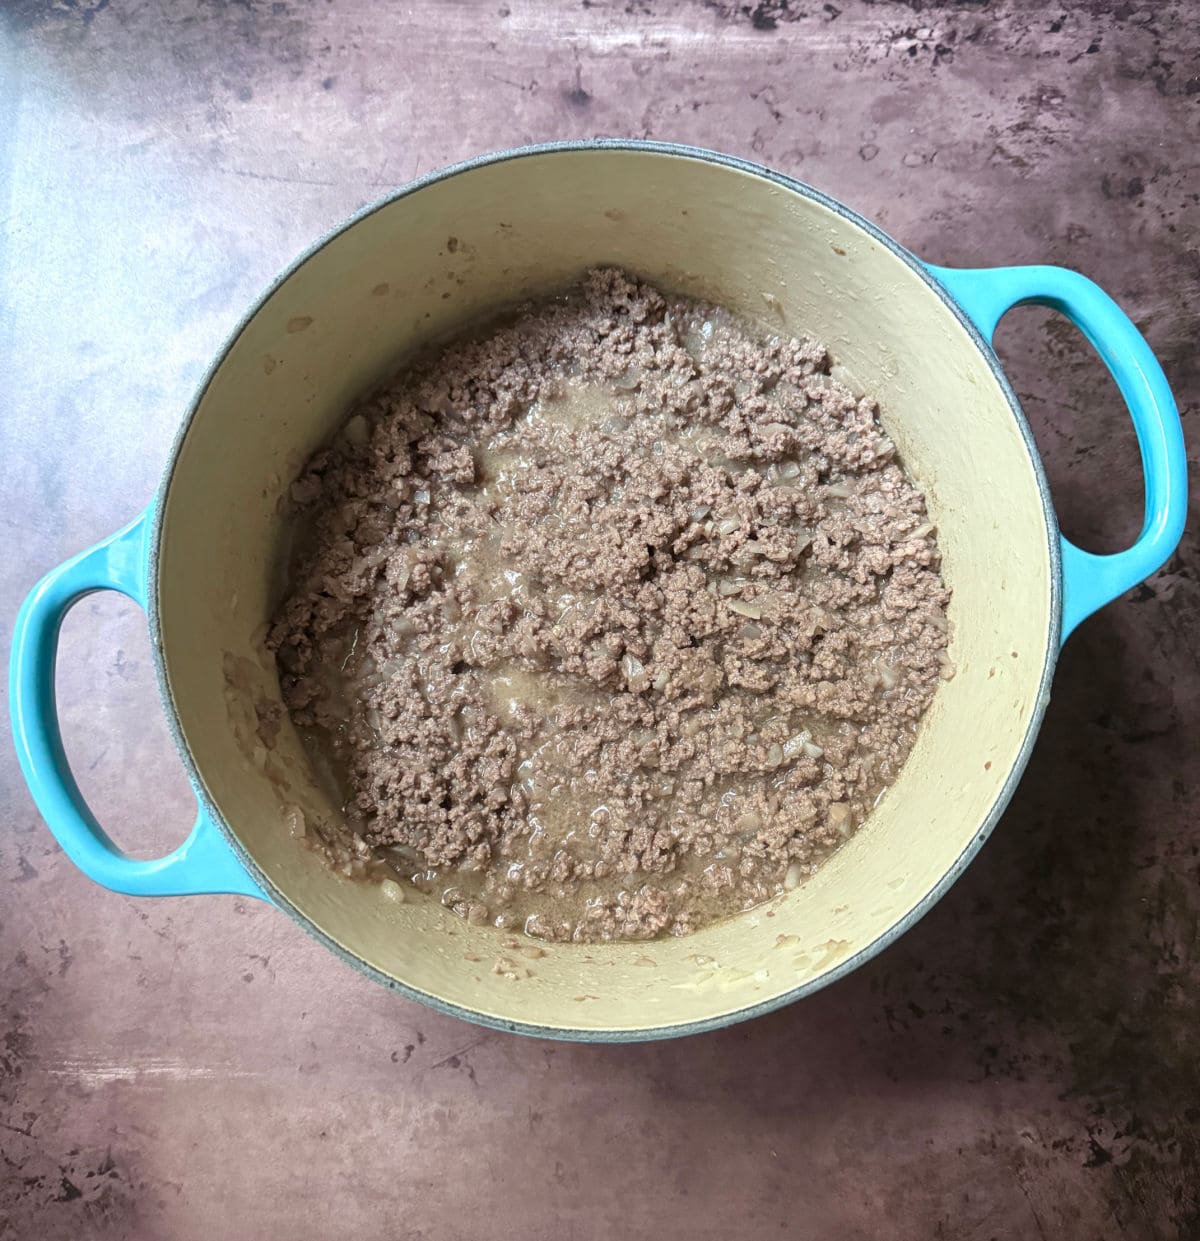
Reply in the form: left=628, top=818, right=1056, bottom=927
left=1, top=1, right=1197, bottom=1238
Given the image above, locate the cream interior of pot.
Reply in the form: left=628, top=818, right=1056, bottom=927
left=156, top=148, right=1054, bottom=1036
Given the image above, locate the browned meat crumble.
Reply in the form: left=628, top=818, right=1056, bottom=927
left=269, top=269, right=951, bottom=942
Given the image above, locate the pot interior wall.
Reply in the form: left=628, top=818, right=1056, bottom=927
left=157, top=148, right=1054, bottom=1035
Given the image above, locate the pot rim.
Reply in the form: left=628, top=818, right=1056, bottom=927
left=148, top=139, right=1062, bottom=1042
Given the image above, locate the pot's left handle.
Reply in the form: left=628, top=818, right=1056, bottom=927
left=9, top=509, right=267, bottom=899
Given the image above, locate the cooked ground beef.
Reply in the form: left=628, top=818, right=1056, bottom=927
left=269, top=269, right=951, bottom=942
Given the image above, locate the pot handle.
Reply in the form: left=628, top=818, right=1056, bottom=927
left=927, top=264, right=1187, bottom=643
left=8, top=508, right=267, bottom=899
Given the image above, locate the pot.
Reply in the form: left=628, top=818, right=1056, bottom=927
left=10, top=142, right=1186, bottom=1041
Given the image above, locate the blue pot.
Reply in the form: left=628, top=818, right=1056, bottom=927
left=9, top=143, right=1187, bottom=1040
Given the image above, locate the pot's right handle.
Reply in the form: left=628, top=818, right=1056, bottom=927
left=927, top=264, right=1187, bottom=643
left=8, top=508, right=267, bottom=900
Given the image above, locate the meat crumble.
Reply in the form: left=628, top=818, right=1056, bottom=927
left=269, top=270, right=951, bottom=942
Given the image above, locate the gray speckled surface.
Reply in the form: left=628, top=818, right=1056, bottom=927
left=1, top=2, right=1197, bottom=1238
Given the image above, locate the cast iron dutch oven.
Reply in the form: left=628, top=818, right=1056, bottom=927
left=10, top=143, right=1187, bottom=1040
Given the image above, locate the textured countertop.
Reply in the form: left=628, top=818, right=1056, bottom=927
left=2, top=2, right=1197, bottom=1238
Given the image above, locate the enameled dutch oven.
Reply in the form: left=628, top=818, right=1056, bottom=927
left=10, top=142, right=1187, bottom=1041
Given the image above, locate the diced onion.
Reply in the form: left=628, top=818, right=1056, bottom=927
left=828, top=803, right=853, bottom=836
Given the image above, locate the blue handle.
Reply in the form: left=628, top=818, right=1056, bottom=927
left=8, top=509, right=265, bottom=899
left=928, top=264, right=1187, bottom=643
